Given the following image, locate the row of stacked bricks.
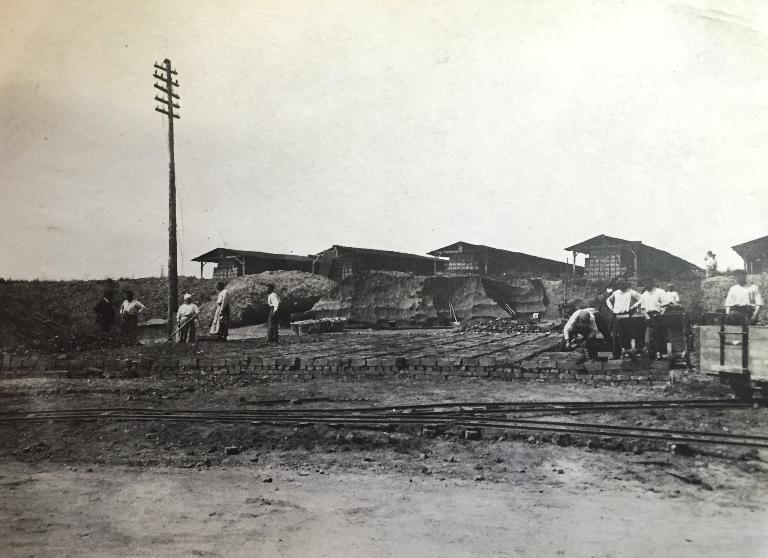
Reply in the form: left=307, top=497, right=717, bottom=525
left=511, top=353, right=672, bottom=385
left=0, top=352, right=673, bottom=384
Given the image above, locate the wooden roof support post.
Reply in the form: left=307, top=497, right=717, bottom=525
left=628, top=246, right=638, bottom=280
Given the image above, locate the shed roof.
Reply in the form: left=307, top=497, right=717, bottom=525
left=563, top=234, right=641, bottom=253
left=318, top=245, right=442, bottom=264
left=192, top=248, right=313, bottom=263
left=428, top=241, right=577, bottom=269
left=732, top=235, right=768, bottom=259
left=564, top=234, right=701, bottom=273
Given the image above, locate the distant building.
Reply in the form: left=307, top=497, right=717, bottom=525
left=732, top=235, right=768, bottom=273
left=313, top=245, right=445, bottom=282
left=428, top=241, right=575, bottom=277
left=192, top=248, right=313, bottom=279
left=564, top=234, right=700, bottom=281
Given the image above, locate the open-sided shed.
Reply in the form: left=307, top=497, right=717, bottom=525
left=428, top=241, right=574, bottom=278
left=313, top=245, right=445, bottom=282
left=191, top=248, right=313, bottom=279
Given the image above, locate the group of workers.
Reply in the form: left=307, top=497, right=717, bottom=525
left=564, top=270, right=764, bottom=361
left=92, top=281, right=282, bottom=344
left=93, top=289, right=147, bottom=343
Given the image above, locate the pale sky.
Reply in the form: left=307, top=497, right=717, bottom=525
left=1, top=0, right=767, bottom=280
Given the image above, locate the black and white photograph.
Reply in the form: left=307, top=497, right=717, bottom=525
left=1, top=1, right=767, bottom=556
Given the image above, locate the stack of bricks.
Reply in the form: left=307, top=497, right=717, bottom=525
left=0, top=350, right=674, bottom=386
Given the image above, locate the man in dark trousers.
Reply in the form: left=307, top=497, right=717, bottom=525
left=93, top=290, right=115, bottom=332
left=266, top=283, right=281, bottom=343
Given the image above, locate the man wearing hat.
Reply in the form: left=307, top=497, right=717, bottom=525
left=176, top=293, right=200, bottom=343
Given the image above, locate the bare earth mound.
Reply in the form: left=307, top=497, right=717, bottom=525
left=310, top=271, right=550, bottom=326
left=0, top=277, right=217, bottom=349
left=198, top=271, right=337, bottom=327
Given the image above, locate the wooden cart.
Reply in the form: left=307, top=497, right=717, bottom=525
left=698, top=317, right=768, bottom=400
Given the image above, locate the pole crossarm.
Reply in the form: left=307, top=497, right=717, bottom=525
left=154, top=95, right=180, bottom=109
left=153, top=74, right=180, bottom=88
left=154, top=107, right=180, bottom=119
left=154, top=63, right=177, bottom=75
left=153, top=84, right=180, bottom=98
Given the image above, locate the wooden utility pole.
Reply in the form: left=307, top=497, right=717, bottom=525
left=153, top=59, right=181, bottom=334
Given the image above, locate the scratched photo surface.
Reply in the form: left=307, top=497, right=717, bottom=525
left=1, top=1, right=767, bottom=557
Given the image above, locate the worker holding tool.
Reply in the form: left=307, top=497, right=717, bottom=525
left=266, top=283, right=281, bottom=343
left=605, top=281, right=642, bottom=358
left=209, top=282, right=230, bottom=341
left=563, top=307, right=600, bottom=360
left=176, top=293, right=199, bottom=343
left=725, top=270, right=763, bottom=324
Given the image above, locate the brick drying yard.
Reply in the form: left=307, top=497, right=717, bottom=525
left=1, top=328, right=768, bottom=557
left=2, top=328, right=670, bottom=385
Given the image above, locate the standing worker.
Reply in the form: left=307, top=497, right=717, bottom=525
left=606, top=281, right=642, bottom=358
left=725, top=270, right=763, bottom=324
left=563, top=307, right=600, bottom=361
left=639, top=278, right=667, bottom=359
left=120, top=290, right=146, bottom=344
left=176, top=293, right=199, bottom=343
left=93, top=289, right=116, bottom=332
left=266, top=283, right=281, bottom=343
left=210, top=282, right=230, bottom=341
left=704, top=251, right=718, bottom=278
left=662, top=283, right=680, bottom=311
left=595, top=286, right=616, bottom=351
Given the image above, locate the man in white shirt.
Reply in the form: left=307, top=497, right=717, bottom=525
left=704, top=251, right=717, bottom=278
left=176, top=293, right=199, bottom=343
left=639, top=278, right=667, bottom=358
left=563, top=308, right=599, bottom=360
left=725, top=270, right=763, bottom=324
left=266, top=283, right=281, bottom=343
left=605, top=281, right=642, bottom=357
left=209, top=282, right=230, bottom=341
left=119, top=290, right=146, bottom=344
left=662, top=283, right=680, bottom=310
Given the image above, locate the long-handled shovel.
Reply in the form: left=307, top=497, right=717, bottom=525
left=163, top=312, right=200, bottom=344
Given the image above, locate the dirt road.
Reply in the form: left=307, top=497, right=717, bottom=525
left=2, top=460, right=766, bottom=558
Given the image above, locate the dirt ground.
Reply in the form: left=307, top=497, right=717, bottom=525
left=1, top=375, right=767, bottom=557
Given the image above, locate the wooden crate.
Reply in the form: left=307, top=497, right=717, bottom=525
left=698, top=325, right=768, bottom=381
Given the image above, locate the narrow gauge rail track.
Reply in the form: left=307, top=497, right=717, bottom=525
left=2, top=404, right=766, bottom=449
left=235, top=398, right=751, bottom=414
left=0, top=398, right=749, bottom=417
